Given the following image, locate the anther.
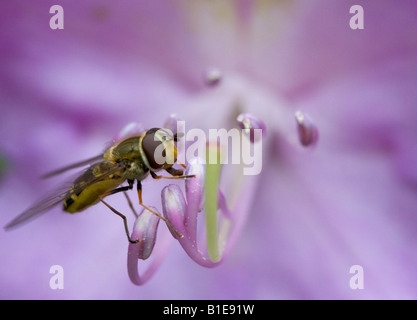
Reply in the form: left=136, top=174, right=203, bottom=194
left=236, top=113, right=266, bottom=143
left=204, top=67, right=222, bottom=87
left=295, top=111, right=318, bottom=147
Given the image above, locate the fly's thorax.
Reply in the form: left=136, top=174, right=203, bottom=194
left=120, top=158, right=149, bottom=181
left=104, top=136, right=142, bottom=162
left=102, top=134, right=149, bottom=180
left=139, top=128, right=177, bottom=172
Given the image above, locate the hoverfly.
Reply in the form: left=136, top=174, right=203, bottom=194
left=4, top=128, right=194, bottom=242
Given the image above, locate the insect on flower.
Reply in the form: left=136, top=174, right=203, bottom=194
left=4, top=127, right=195, bottom=242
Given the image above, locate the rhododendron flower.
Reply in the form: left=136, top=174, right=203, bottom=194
left=1, top=0, right=417, bottom=299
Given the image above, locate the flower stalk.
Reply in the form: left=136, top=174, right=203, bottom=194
left=204, top=142, right=222, bottom=262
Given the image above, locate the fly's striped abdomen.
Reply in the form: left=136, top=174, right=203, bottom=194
left=63, top=178, right=124, bottom=212
left=63, top=162, right=125, bottom=213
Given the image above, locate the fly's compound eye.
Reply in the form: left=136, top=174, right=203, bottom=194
left=142, top=128, right=177, bottom=170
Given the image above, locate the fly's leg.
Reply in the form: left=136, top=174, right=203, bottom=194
left=99, top=179, right=139, bottom=243
left=100, top=179, right=137, bottom=217
left=176, top=158, right=187, bottom=169
left=150, top=167, right=195, bottom=180
left=136, top=180, right=184, bottom=239
left=123, top=192, right=138, bottom=217
left=99, top=198, right=139, bottom=244
left=100, top=179, right=134, bottom=198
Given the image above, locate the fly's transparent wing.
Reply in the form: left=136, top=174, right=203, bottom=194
left=4, top=183, right=73, bottom=230
left=4, top=161, right=125, bottom=230
left=41, top=154, right=104, bottom=179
